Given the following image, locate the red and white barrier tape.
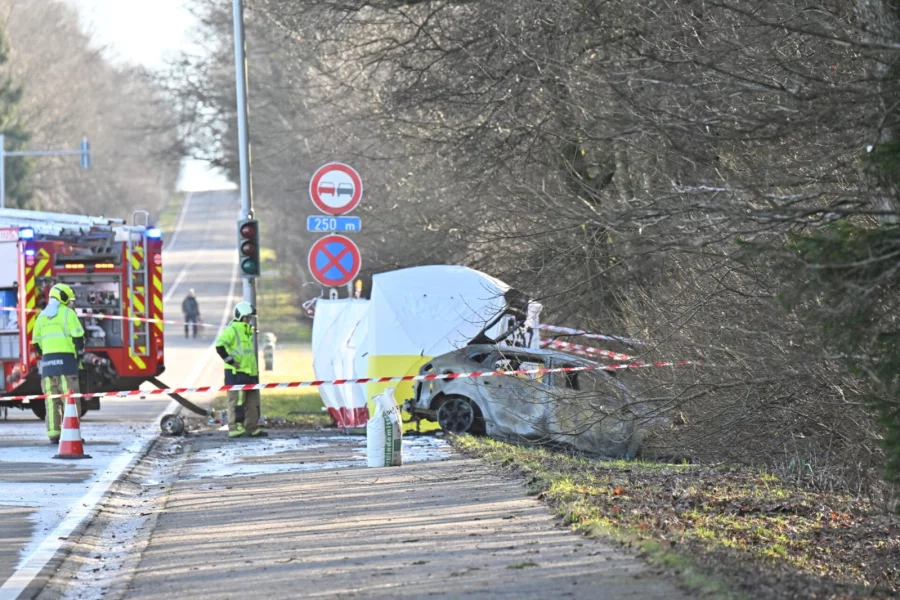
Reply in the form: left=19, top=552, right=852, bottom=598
left=541, top=338, right=636, bottom=361
left=0, top=306, right=216, bottom=329
left=4, top=360, right=702, bottom=402
left=539, top=324, right=648, bottom=345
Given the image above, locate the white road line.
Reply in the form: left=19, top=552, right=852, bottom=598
left=163, top=192, right=192, bottom=252
left=0, top=195, right=240, bottom=600
left=162, top=264, right=192, bottom=304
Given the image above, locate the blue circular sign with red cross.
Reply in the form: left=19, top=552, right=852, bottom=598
left=307, top=234, right=361, bottom=287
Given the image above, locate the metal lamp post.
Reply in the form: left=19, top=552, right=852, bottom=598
left=232, top=0, right=259, bottom=353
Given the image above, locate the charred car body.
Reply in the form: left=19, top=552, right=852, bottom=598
left=406, top=344, right=650, bottom=458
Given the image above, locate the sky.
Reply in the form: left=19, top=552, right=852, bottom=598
left=66, top=0, right=235, bottom=192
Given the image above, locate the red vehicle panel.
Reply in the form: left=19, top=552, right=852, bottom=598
left=0, top=210, right=165, bottom=416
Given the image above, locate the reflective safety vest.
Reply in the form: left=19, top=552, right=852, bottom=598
left=215, top=320, right=258, bottom=377
left=34, top=304, right=84, bottom=377
left=34, top=305, right=84, bottom=356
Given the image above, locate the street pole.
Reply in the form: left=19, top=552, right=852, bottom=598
left=232, top=0, right=259, bottom=351
left=0, top=135, right=91, bottom=209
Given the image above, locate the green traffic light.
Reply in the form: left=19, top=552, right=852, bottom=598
left=241, top=258, right=258, bottom=274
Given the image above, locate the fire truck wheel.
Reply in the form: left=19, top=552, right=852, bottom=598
left=31, top=403, right=46, bottom=420
left=160, top=414, right=185, bottom=436
left=30, top=403, right=89, bottom=420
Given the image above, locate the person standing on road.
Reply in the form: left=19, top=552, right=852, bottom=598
left=182, top=289, right=201, bottom=339
left=32, top=283, right=85, bottom=444
left=215, top=301, right=267, bottom=439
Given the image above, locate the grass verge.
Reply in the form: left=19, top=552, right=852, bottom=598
left=453, top=436, right=899, bottom=599
left=256, top=251, right=310, bottom=344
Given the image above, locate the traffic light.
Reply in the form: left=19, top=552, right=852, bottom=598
left=237, top=218, right=261, bottom=278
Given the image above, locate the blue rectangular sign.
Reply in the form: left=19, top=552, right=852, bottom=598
left=307, top=216, right=362, bottom=233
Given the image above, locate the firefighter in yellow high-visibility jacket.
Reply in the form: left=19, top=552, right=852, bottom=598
left=32, top=283, right=85, bottom=443
left=215, top=301, right=267, bottom=438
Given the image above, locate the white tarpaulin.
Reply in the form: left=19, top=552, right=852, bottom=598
left=369, top=265, right=512, bottom=357
left=331, top=300, right=369, bottom=418
left=312, top=299, right=371, bottom=427
left=313, top=265, right=541, bottom=417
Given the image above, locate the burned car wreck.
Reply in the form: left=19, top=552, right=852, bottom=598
left=406, top=344, right=654, bottom=458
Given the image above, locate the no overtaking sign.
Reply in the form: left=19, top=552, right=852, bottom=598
left=309, top=163, right=363, bottom=215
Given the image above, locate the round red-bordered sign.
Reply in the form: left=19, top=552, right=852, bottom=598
left=307, top=234, right=361, bottom=288
left=309, top=163, right=363, bottom=215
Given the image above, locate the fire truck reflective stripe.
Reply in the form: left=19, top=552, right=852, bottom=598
left=153, top=297, right=163, bottom=313
left=129, top=351, right=147, bottom=370
left=35, top=248, right=51, bottom=276
left=132, top=294, right=145, bottom=313
left=24, top=275, right=36, bottom=335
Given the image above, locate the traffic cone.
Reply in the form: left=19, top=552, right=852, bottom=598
left=53, top=395, right=91, bottom=460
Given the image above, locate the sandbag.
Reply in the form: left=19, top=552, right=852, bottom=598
left=366, top=387, right=403, bottom=467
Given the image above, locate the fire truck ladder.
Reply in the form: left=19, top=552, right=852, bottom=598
left=126, top=214, right=151, bottom=364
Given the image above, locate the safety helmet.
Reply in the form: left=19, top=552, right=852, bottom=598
left=49, top=283, right=75, bottom=305
left=233, top=301, right=256, bottom=321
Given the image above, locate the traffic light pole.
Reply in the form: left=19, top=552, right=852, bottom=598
left=232, top=0, right=258, bottom=353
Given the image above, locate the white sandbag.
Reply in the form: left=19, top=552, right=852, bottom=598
left=366, top=387, right=403, bottom=467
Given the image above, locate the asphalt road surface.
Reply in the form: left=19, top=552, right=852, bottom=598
left=0, top=190, right=241, bottom=596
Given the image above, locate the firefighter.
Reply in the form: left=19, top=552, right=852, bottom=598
left=32, top=283, right=85, bottom=443
left=182, top=289, right=201, bottom=339
left=215, top=301, right=267, bottom=438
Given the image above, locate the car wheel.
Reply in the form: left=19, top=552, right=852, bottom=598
left=436, top=396, right=476, bottom=434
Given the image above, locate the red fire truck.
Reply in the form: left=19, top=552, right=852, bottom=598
left=0, top=208, right=165, bottom=419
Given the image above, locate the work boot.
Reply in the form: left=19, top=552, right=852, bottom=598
left=49, top=437, right=60, bottom=444
left=249, top=430, right=269, bottom=438
left=228, top=424, right=247, bottom=438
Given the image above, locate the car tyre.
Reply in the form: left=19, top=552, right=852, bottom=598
left=436, top=396, right=481, bottom=434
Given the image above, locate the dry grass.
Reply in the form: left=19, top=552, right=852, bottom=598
left=455, top=436, right=900, bottom=599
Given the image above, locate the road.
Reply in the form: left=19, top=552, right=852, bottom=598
left=0, top=190, right=241, bottom=598
left=1, top=190, right=687, bottom=600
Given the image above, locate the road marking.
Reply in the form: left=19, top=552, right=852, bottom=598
left=0, top=195, right=240, bottom=600
left=162, top=263, right=192, bottom=304
left=163, top=192, right=192, bottom=252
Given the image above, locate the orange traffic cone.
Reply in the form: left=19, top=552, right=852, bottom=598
left=53, top=395, right=91, bottom=460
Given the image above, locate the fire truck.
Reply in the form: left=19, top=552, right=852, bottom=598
left=0, top=208, right=165, bottom=419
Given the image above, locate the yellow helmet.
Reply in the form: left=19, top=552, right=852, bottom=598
left=49, top=283, right=75, bottom=305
